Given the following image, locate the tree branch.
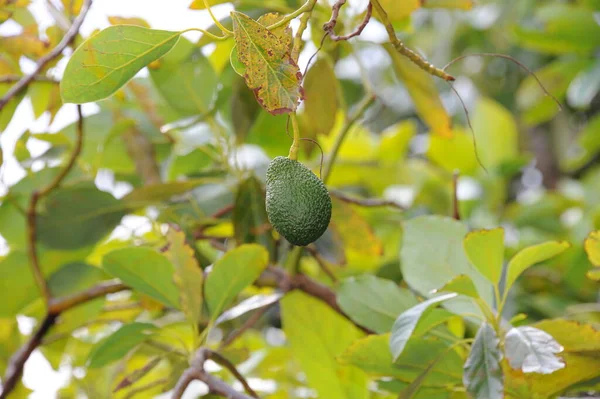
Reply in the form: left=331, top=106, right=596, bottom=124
left=0, top=0, right=93, bottom=111
left=0, top=75, right=59, bottom=84
left=26, top=105, right=85, bottom=307
left=0, top=281, right=128, bottom=398
left=369, top=0, right=454, bottom=81
left=172, top=348, right=255, bottom=399
left=330, top=189, right=405, bottom=210
left=323, top=1, right=372, bottom=41
left=207, top=350, right=259, bottom=398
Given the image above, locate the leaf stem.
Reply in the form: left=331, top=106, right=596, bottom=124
left=291, top=0, right=318, bottom=61
left=288, top=113, right=301, bottom=160
left=369, top=0, right=454, bottom=81
left=202, top=0, right=233, bottom=36
left=182, top=27, right=229, bottom=41
left=268, top=0, right=315, bottom=31
left=322, top=94, right=375, bottom=184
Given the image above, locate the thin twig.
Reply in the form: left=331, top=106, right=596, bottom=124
left=207, top=350, right=259, bottom=398
left=0, top=0, right=93, bottom=111
left=330, top=189, right=405, bottom=210
left=291, top=0, right=318, bottom=61
left=123, top=377, right=169, bottom=399
left=445, top=82, right=487, bottom=172
left=0, top=314, right=57, bottom=399
left=452, top=170, right=460, bottom=221
left=443, top=53, right=562, bottom=110
left=114, top=356, right=163, bottom=393
left=172, top=348, right=254, bottom=399
left=221, top=305, right=273, bottom=348
left=370, top=0, right=454, bottom=81
left=0, top=75, right=59, bottom=84
left=26, top=104, right=85, bottom=307
left=0, top=280, right=128, bottom=399
left=258, top=267, right=374, bottom=334
left=305, top=245, right=337, bottom=282
left=324, top=1, right=372, bottom=41
left=322, top=94, right=376, bottom=184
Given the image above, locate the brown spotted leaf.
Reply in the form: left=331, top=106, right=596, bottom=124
left=231, top=11, right=303, bottom=115
left=257, top=13, right=292, bottom=51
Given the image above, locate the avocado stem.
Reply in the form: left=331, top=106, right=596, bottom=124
left=288, top=113, right=301, bottom=160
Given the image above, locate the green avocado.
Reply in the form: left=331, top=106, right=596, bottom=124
left=265, top=156, right=332, bottom=246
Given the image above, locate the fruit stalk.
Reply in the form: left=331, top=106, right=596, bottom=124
left=288, top=112, right=301, bottom=160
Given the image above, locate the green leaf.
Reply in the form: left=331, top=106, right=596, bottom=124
left=389, top=293, right=457, bottom=361
left=339, top=334, right=463, bottom=386
left=204, top=244, right=269, bottom=320
left=504, top=241, right=570, bottom=295
left=149, top=36, right=217, bottom=116
left=303, top=57, right=339, bottom=136
left=472, top=97, right=518, bottom=169
left=61, top=25, right=180, bottom=103
left=233, top=176, right=276, bottom=257
left=103, top=247, right=180, bottom=309
left=513, top=4, right=600, bottom=55
left=463, top=228, right=504, bottom=285
left=463, top=323, right=503, bottom=399
left=231, top=11, right=303, bottom=115
left=164, top=229, right=203, bottom=329
left=567, top=60, right=600, bottom=109
left=214, top=292, right=283, bottom=325
left=434, top=274, right=480, bottom=299
left=87, top=322, right=156, bottom=368
left=337, top=275, right=418, bottom=334
left=122, top=179, right=216, bottom=208
left=427, top=128, right=478, bottom=175
left=37, top=184, right=126, bottom=250
left=0, top=252, right=41, bottom=317
left=281, top=291, right=368, bottom=399
left=401, top=216, right=493, bottom=314
left=384, top=43, right=452, bottom=138
left=504, top=326, right=565, bottom=374
left=377, top=0, right=420, bottom=22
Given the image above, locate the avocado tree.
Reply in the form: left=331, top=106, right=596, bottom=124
left=1, top=0, right=600, bottom=398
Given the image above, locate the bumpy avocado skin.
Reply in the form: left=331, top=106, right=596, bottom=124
left=266, top=157, right=332, bottom=246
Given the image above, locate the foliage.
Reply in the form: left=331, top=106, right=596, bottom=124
left=0, top=0, right=600, bottom=398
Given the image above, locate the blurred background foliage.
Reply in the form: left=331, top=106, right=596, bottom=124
left=0, top=0, right=600, bottom=398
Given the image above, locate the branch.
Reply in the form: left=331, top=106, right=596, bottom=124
left=330, top=189, right=405, bottom=210
left=323, top=1, right=372, bottom=41
left=221, top=305, right=272, bottom=348
left=26, top=105, right=85, bottom=307
left=369, top=0, right=454, bottom=81
left=0, top=0, right=93, bottom=111
left=0, top=75, right=59, bottom=84
left=258, top=267, right=374, bottom=334
left=172, top=348, right=255, bottom=399
left=0, top=281, right=128, bottom=398
left=207, top=351, right=259, bottom=398
left=452, top=171, right=460, bottom=221
left=0, top=314, right=57, bottom=399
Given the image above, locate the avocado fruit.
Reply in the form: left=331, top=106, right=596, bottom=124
left=265, top=156, right=332, bottom=246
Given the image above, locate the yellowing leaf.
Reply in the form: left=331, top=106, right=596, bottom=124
left=423, top=0, right=473, bottom=9
left=378, top=121, right=416, bottom=164
left=108, top=16, right=150, bottom=28
left=303, top=57, right=339, bottom=137
left=231, top=11, right=303, bottom=115
left=189, top=0, right=227, bottom=9
left=472, top=97, right=519, bottom=169
left=584, top=230, right=600, bottom=266
left=331, top=198, right=383, bottom=258
left=377, top=0, right=420, bottom=22
left=463, top=228, right=505, bottom=285
left=61, top=26, right=180, bottom=104
left=257, top=13, right=292, bottom=50
left=164, top=229, right=203, bottom=330
left=384, top=43, right=452, bottom=138
left=428, top=128, right=478, bottom=174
